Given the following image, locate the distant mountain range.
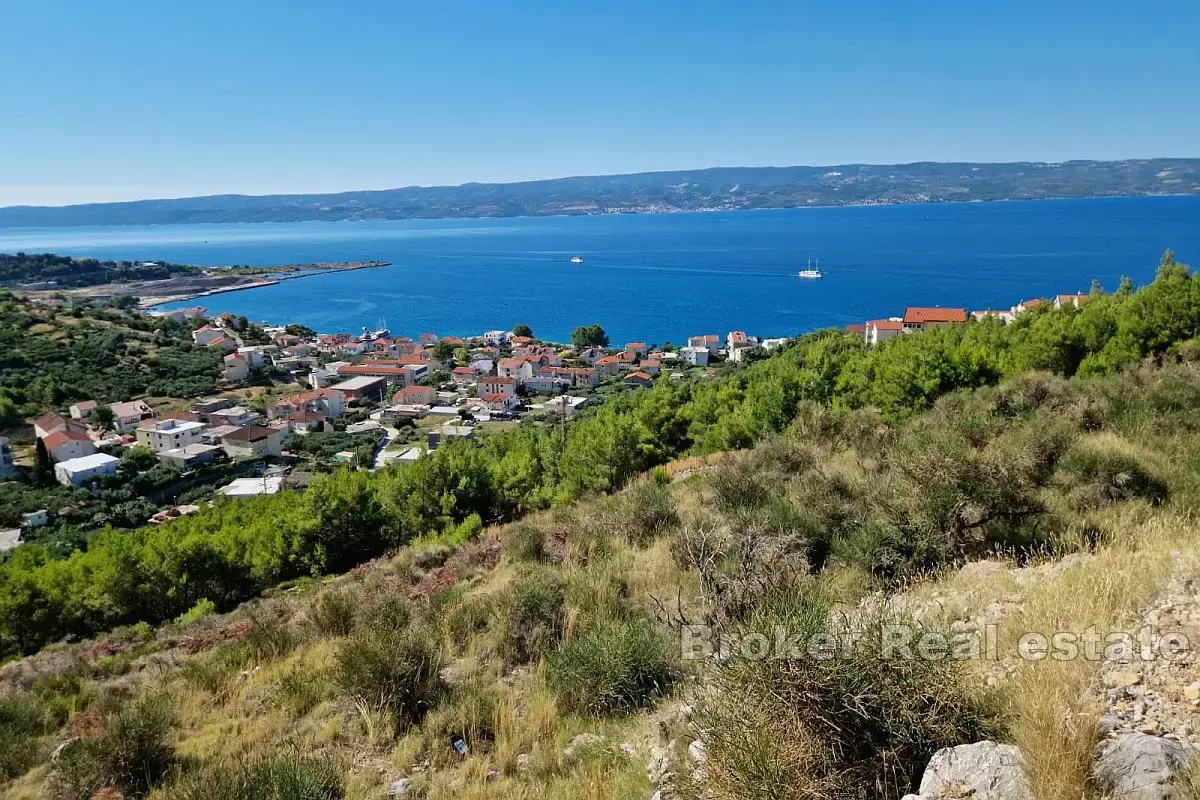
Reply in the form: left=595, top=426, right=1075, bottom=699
left=3, top=159, right=1199, bottom=228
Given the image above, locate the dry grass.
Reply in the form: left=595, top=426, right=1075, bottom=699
left=910, top=505, right=1200, bottom=800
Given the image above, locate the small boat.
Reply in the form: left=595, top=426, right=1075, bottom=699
left=797, top=258, right=823, bottom=279
left=569, top=255, right=584, bottom=264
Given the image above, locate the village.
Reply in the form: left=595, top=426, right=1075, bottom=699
left=0, top=286, right=1096, bottom=553
left=0, top=303, right=793, bottom=551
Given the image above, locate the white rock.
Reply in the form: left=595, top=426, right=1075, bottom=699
left=1094, top=733, right=1189, bottom=800
left=919, top=741, right=1033, bottom=800
left=388, top=778, right=412, bottom=796
left=688, top=739, right=708, bottom=764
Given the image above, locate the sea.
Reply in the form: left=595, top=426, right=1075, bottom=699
left=2, top=196, right=1198, bottom=344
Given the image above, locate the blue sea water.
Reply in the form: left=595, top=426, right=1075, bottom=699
left=1, top=196, right=1197, bottom=344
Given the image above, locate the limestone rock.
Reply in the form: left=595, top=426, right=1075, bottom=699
left=387, top=778, right=412, bottom=797
left=1094, top=733, right=1189, bottom=800
left=918, top=741, right=1033, bottom=800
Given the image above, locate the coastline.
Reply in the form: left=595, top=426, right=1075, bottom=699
left=140, top=260, right=390, bottom=307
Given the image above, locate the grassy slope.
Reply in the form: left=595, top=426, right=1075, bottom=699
left=3, top=359, right=1200, bottom=799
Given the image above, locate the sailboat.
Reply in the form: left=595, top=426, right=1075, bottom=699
left=797, top=258, right=823, bottom=279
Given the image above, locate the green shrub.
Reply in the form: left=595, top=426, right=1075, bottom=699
left=447, top=592, right=493, bottom=639
left=168, top=753, right=344, bottom=800
left=174, top=598, right=216, bottom=627
left=503, top=522, right=548, bottom=563
left=622, top=481, right=679, bottom=547
left=693, top=607, right=1001, bottom=800
left=360, top=595, right=412, bottom=634
left=498, top=566, right=568, bottom=664
left=420, top=683, right=502, bottom=763
left=1060, top=446, right=1169, bottom=507
left=547, top=616, right=677, bottom=716
left=0, top=693, right=58, bottom=779
left=275, top=665, right=329, bottom=717
left=49, top=694, right=177, bottom=800
left=310, top=589, right=359, bottom=637
left=180, top=643, right=252, bottom=695
left=248, top=617, right=297, bottom=662
left=334, top=624, right=445, bottom=733
left=709, top=459, right=776, bottom=513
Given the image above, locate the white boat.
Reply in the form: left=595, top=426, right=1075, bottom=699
left=797, top=258, right=823, bottom=279
left=570, top=255, right=584, bottom=264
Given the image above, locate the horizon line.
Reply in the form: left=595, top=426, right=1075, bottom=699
left=3, top=155, right=1199, bottom=211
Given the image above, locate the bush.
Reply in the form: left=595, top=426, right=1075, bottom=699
left=1059, top=446, right=1169, bottom=507
left=709, top=459, right=776, bottom=513
left=360, top=595, right=412, bottom=634
left=503, top=522, right=547, bottom=563
left=49, top=694, right=177, bottom=800
left=168, top=753, right=344, bottom=800
left=693, top=606, right=1001, bottom=800
left=174, top=597, right=216, bottom=627
left=248, top=617, right=297, bottom=662
left=275, top=666, right=329, bottom=718
left=334, top=624, right=445, bottom=733
left=180, top=643, right=252, bottom=695
left=621, top=481, right=679, bottom=547
left=0, top=693, right=58, bottom=779
left=420, top=683, right=502, bottom=764
left=547, top=616, right=677, bottom=716
left=310, top=589, right=359, bottom=637
left=497, top=566, right=568, bottom=664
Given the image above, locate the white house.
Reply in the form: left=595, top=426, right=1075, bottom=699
left=688, top=335, right=721, bottom=355
left=136, top=418, right=207, bottom=453
left=223, top=353, right=250, bottom=383
left=483, top=330, right=510, bottom=346
left=865, top=319, right=904, bottom=346
left=69, top=400, right=98, bottom=420
left=478, top=375, right=516, bottom=399
left=42, top=429, right=96, bottom=462
left=236, top=346, right=267, bottom=368
left=192, top=325, right=223, bottom=346
left=209, top=406, right=261, bottom=427
left=680, top=346, right=710, bottom=366
left=55, top=452, right=120, bottom=486
left=110, top=400, right=156, bottom=432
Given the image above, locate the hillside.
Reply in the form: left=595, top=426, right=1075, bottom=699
left=1, top=159, right=1199, bottom=227
left=3, top=352, right=1200, bottom=799
left=0, top=293, right=222, bottom=422
left=1, top=254, right=1199, bottom=799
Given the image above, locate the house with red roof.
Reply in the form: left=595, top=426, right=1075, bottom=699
left=479, top=392, right=518, bottom=412
left=865, top=319, right=904, bottom=346
left=594, top=355, right=624, bottom=377
left=625, top=342, right=647, bottom=357
left=624, top=371, right=655, bottom=389
left=640, top=359, right=662, bottom=376
left=192, top=325, right=223, bottom=346
left=688, top=335, right=721, bottom=355
left=498, top=357, right=537, bottom=381
left=478, top=375, right=515, bottom=399
left=69, top=400, right=98, bottom=420
left=395, top=385, right=437, bottom=406
left=42, top=428, right=96, bottom=462
left=269, top=388, right=345, bottom=420
left=1012, top=298, right=1046, bottom=315
left=901, top=307, right=968, bottom=331
left=451, top=366, right=477, bottom=386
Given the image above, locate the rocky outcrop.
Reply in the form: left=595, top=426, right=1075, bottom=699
left=910, top=740, right=1033, bottom=800
left=1093, top=732, right=1190, bottom=800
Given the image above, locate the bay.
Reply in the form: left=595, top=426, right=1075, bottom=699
left=1, top=196, right=1197, bottom=344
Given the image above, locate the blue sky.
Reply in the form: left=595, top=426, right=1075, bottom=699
left=2, top=1, right=1198, bottom=206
